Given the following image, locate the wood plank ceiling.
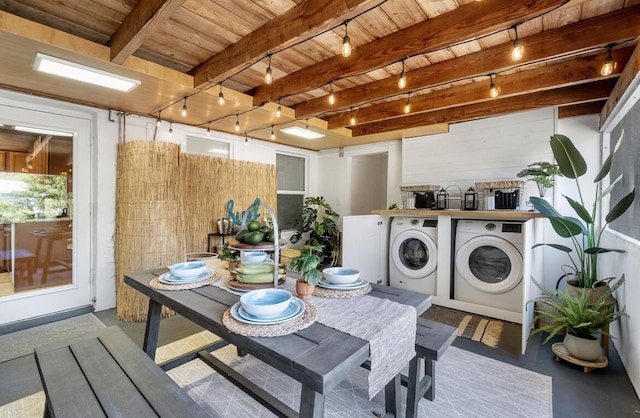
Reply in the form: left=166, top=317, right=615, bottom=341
left=0, top=0, right=638, bottom=150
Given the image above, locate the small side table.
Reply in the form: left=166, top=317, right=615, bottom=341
left=207, top=233, right=235, bottom=252
left=552, top=342, right=608, bottom=373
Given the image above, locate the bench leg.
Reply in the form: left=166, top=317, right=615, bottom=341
left=425, top=358, right=435, bottom=401
left=300, top=386, right=325, bottom=418
left=406, top=355, right=421, bottom=418
left=384, top=372, right=402, bottom=417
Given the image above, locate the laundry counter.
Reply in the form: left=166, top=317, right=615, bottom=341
left=372, top=209, right=543, bottom=220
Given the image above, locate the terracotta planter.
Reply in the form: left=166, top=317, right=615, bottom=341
left=296, top=280, right=315, bottom=301
left=563, top=333, right=602, bottom=361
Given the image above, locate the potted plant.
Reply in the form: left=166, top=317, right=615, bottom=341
left=531, top=133, right=635, bottom=291
left=290, top=196, right=340, bottom=266
left=219, top=242, right=240, bottom=270
left=517, top=161, right=562, bottom=197
left=288, top=245, right=323, bottom=301
left=530, top=276, right=626, bottom=361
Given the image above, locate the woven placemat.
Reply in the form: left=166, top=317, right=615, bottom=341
left=150, top=274, right=219, bottom=291
left=223, top=303, right=318, bottom=337
left=313, top=283, right=372, bottom=298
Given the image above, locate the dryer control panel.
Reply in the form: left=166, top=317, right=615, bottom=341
left=502, top=223, right=522, bottom=233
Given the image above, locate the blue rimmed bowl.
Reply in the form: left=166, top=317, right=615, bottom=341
left=168, top=261, right=206, bottom=278
left=322, top=267, right=360, bottom=285
left=240, top=289, right=292, bottom=318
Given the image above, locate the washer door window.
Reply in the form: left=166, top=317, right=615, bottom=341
left=456, top=236, right=522, bottom=293
left=391, top=230, right=437, bottom=279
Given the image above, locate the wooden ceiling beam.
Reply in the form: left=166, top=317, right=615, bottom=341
left=297, top=5, right=640, bottom=119
left=559, top=101, right=606, bottom=118
left=327, top=47, right=632, bottom=129
left=192, top=0, right=381, bottom=89
left=351, top=79, right=616, bottom=137
left=600, top=43, right=640, bottom=131
left=109, top=0, right=186, bottom=64
left=251, top=0, right=567, bottom=106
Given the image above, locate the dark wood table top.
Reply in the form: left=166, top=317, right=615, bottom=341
left=124, top=269, right=432, bottom=395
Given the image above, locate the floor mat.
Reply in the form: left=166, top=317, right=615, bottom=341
left=421, top=305, right=522, bottom=356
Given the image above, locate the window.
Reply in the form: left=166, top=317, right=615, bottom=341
left=276, top=154, right=305, bottom=230
left=185, top=136, right=229, bottom=158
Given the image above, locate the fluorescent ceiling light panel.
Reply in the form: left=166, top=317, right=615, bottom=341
left=280, top=126, right=325, bottom=139
left=33, top=53, right=141, bottom=92
left=14, top=126, right=74, bottom=137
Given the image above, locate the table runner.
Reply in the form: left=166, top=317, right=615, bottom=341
left=208, top=259, right=417, bottom=399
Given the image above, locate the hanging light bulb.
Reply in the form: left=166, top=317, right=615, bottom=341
left=342, top=21, right=352, bottom=58
left=207, top=122, right=211, bottom=137
left=275, top=102, right=282, bottom=118
left=265, top=54, right=273, bottom=84
left=398, top=59, right=407, bottom=89
left=217, top=83, right=225, bottom=106
left=349, top=108, right=356, bottom=126
left=404, top=93, right=411, bottom=114
left=270, top=125, right=275, bottom=140
left=235, top=114, right=240, bottom=132
left=328, top=82, right=336, bottom=105
left=601, top=45, right=615, bottom=76
left=489, top=74, right=499, bottom=98
left=244, top=134, right=249, bottom=146
left=511, top=25, right=524, bottom=61
left=156, top=111, right=161, bottom=127
left=181, top=97, right=188, bottom=117
left=169, top=122, right=173, bottom=137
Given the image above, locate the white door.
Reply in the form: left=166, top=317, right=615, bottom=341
left=0, top=103, right=92, bottom=325
left=342, top=215, right=388, bottom=285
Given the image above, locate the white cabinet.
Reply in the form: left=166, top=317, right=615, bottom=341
left=341, top=215, right=389, bottom=285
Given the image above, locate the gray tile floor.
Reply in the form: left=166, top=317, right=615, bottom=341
left=1, top=309, right=639, bottom=417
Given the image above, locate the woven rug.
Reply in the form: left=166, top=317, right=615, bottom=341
left=421, top=305, right=522, bottom=357
left=158, top=331, right=552, bottom=418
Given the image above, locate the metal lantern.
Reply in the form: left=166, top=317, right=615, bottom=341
left=464, top=187, right=478, bottom=210
left=436, top=188, right=448, bottom=210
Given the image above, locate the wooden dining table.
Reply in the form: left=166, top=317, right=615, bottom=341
left=124, top=268, right=431, bottom=418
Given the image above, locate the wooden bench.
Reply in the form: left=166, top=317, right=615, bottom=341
left=405, top=317, right=457, bottom=418
left=34, top=326, right=209, bottom=418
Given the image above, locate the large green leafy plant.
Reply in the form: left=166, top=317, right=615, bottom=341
left=290, top=196, right=340, bottom=266
left=288, top=245, right=323, bottom=285
left=530, top=277, right=626, bottom=342
left=531, top=134, right=635, bottom=288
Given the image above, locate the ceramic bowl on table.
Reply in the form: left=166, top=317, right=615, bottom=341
left=240, top=289, right=292, bottom=318
left=168, top=261, right=207, bottom=278
left=243, top=251, right=269, bottom=263
left=322, top=267, right=360, bottom=285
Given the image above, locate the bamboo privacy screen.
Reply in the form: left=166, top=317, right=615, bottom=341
left=116, top=142, right=276, bottom=321
left=179, top=154, right=277, bottom=254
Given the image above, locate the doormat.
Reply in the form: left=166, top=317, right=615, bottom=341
left=421, top=305, right=522, bottom=356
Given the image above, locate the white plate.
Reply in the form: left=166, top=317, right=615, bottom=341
left=317, top=277, right=369, bottom=290
left=158, top=269, right=213, bottom=284
left=230, top=298, right=304, bottom=325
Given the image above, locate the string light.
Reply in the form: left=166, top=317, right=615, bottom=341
left=601, top=45, right=614, bottom=76
left=349, top=108, right=356, bottom=126
left=305, top=119, right=310, bottom=132
left=342, top=21, right=352, bottom=57
left=169, top=122, right=173, bottom=136
left=265, top=54, right=273, bottom=84
left=217, top=83, right=225, bottom=106
left=270, top=125, right=275, bottom=140
left=404, top=93, right=411, bottom=114
left=275, top=102, right=282, bottom=118
left=398, top=59, right=407, bottom=89
left=235, top=114, right=240, bottom=131
left=207, top=122, right=211, bottom=137
left=328, top=82, right=336, bottom=105
left=156, top=111, right=161, bottom=127
left=489, top=74, right=499, bottom=98
left=244, top=134, right=249, bottom=146
left=511, top=25, right=523, bottom=61
left=181, top=97, right=188, bottom=117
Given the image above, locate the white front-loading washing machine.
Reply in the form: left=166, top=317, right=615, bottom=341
left=454, top=220, right=524, bottom=320
left=389, top=217, right=438, bottom=295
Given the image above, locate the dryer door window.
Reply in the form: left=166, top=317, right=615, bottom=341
left=455, top=236, right=522, bottom=293
left=391, top=230, right=437, bottom=279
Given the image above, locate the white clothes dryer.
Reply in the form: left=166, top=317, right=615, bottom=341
left=454, top=220, right=524, bottom=318
left=389, top=217, right=438, bottom=295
